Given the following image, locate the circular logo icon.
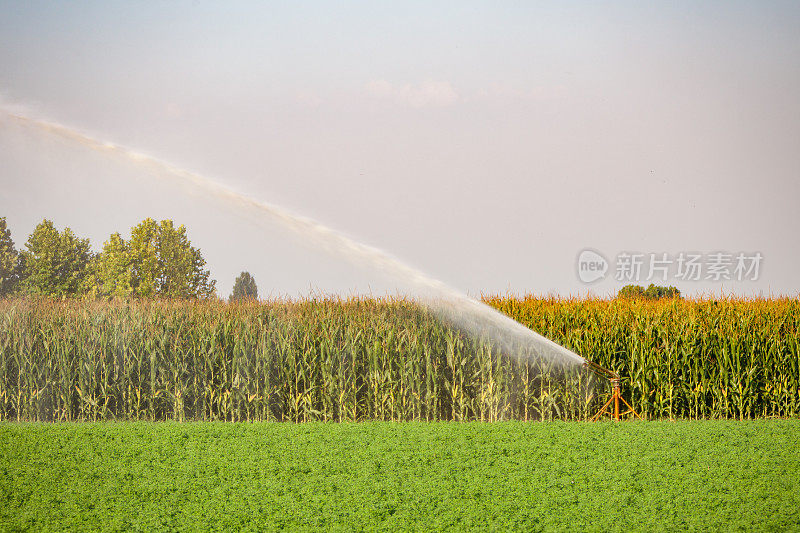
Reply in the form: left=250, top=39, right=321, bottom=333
left=577, top=249, right=608, bottom=283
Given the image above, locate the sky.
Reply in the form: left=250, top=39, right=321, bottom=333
left=1, top=1, right=799, bottom=298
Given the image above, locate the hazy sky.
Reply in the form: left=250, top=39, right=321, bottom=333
left=1, top=2, right=798, bottom=298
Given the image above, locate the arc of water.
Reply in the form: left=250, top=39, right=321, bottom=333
left=0, top=106, right=585, bottom=365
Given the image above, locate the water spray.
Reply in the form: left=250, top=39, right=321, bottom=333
left=1, top=105, right=647, bottom=421
left=0, top=105, right=586, bottom=371
left=3, top=103, right=654, bottom=424
left=1, top=105, right=650, bottom=422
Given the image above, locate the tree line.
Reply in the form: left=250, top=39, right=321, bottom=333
left=5, top=215, right=684, bottom=303
left=618, top=283, right=681, bottom=300
left=0, top=216, right=230, bottom=300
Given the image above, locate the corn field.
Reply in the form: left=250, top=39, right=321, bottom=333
left=0, top=296, right=797, bottom=422
left=487, top=295, right=800, bottom=419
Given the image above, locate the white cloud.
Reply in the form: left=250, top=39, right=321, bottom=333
left=364, top=80, right=460, bottom=108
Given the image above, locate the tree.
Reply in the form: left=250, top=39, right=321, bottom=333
left=128, top=218, right=160, bottom=298
left=0, top=217, right=19, bottom=297
left=19, top=219, right=93, bottom=297
left=618, top=284, right=646, bottom=299
left=154, top=220, right=215, bottom=299
left=229, top=271, right=258, bottom=302
left=91, top=232, right=133, bottom=298
left=644, top=283, right=681, bottom=299
left=618, top=283, right=681, bottom=300
left=119, top=218, right=216, bottom=299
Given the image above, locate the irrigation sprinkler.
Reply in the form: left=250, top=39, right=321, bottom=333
left=583, top=361, right=644, bottom=422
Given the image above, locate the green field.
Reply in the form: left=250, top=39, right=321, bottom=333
left=1, top=421, right=798, bottom=531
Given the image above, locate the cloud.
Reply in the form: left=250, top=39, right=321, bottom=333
left=364, top=80, right=460, bottom=108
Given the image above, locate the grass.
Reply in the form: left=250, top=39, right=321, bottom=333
left=1, top=420, right=799, bottom=531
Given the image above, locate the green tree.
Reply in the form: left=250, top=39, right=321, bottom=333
left=229, top=271, right=258, bottom=302
left=128, top=218, right=160, bottom=298
left=125, top=218, right=216, bottom=299
left=92, top=232, right=133, bottom=298
left=644, top=283, right=681, bottom=299
left=618, top=283, right=681, bottom=300
left=154, top=220, right=216, bottom=298
left=19, top=219, right=93, bottom=297
left=618, top=284, right=646, bottom=299
left=0, top=217, right=19, bottom=297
